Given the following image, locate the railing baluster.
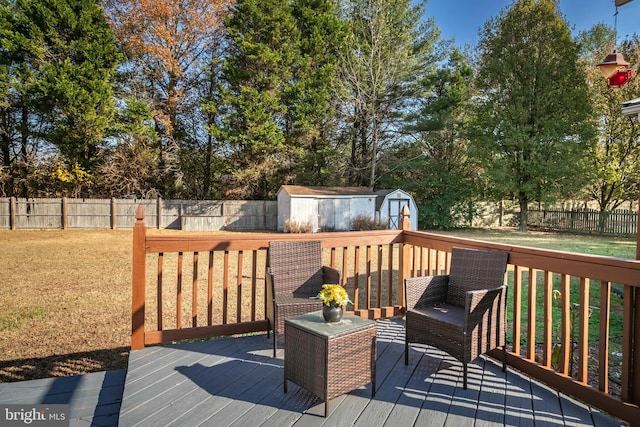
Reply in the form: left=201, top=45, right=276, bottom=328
left=387, top=244, right=393, bottom=306
left=365, top=245, right=371, bottom=310
left=622, top=285, right=634, bottom=401
left=177, top=252, right=183, bottom=329
left=577, top=277, right=590, bottom=383
left=157, top=253, right=163, bottom=332
left=237, top=250, right=243, bottom=322
left=208, top=251, right=214, bottom=325
left=223, top=250, right=229, bottom=324
left=353, top=245, right=360, bottom=310
left=527, top=268, right=537, bottom=361
left=599, top=280, right=610, bottom=393
left=192, top=252, right=198, bottom=327
left=377, top=245, right=383, bottom=308
left=560, top=274, right=571, bottom=375
left=513, top=266, right=522, bottom=355
left=342, top=247, right=348, bottom=288
left=251, top=251, right=257, bottom=322
left=543, top=270, right=553, bottom=368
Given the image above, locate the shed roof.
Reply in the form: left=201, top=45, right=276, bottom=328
left=374, top=188, right=413, bottom=210
left=280, top=185, right=376, bottom=197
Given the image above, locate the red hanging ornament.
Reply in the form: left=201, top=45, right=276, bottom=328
left=608, top=69, right=633, bottom=88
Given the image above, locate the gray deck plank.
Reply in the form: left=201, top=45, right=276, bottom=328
left=382, top=351, right=436, bottom=427
left=352, top=322, right=413, bottom=426
left=504, top=365, right=536, bottom=426
left=0, top=369, right=125, bottom=426
left=530, top=380, right=565, bottom=426
left=559, top=393, right=596, bottom=427
left=474, top=356, right=507, bottom=426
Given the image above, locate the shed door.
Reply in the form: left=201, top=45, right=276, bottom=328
left=319, top=198, right=350, bottom=231
left=388, top=198, right=410, bottom=230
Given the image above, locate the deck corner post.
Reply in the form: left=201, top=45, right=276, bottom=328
left=399, top=205, right=411, bottom=308
left=132, top=206, right=147, bottom=350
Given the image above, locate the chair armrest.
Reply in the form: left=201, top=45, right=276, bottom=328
left=322, top=265, right=341, bottom=284
left=404, top=275, right=449, bottom=310
left=464, top=285, right=507, bottom=324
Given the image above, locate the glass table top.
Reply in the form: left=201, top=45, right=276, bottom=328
left=284, top=310, right=376, bottom=338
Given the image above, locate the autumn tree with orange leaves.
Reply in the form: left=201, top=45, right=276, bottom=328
left=104, top=0, right=233, bottom=197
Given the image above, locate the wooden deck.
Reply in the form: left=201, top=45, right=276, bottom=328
left=0, top=318, right=625, bottom=426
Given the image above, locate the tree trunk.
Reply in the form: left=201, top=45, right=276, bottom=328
left=519, top=196, right=528, bottom=232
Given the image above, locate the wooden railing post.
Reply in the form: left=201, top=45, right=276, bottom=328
left=132, top=206, right=147, bottom=350
left=399, top=206, right=411, bottom=308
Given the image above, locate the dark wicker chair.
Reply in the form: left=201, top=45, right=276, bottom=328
left=404, top=247, right=509, bottom=389
left=266, top=240, right=340, bottom=357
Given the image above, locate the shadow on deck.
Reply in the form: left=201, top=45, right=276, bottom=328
left=0, top=318, right=626, bottom=426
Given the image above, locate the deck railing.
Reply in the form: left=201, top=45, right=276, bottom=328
left=131, top=206, right=640, bottom=424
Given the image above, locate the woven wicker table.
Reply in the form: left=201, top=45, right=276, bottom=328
left=284, top=310, right=376, bottom=417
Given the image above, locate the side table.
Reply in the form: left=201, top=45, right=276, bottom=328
left=284, top=310, right=376, bottom=417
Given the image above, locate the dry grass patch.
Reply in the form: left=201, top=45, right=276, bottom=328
left=1, top=230, right=132, bottom=382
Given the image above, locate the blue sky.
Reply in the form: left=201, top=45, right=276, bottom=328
left=425, top=0, right=640, bottom=47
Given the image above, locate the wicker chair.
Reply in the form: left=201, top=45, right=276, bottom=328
left=266, top=240, right=340, bottom=357
left=404, top=247, right=509, bottom=389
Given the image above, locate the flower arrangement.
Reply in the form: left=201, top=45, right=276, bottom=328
left=317, top=284, right=352, bottom=308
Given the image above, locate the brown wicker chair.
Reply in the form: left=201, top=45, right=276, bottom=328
left=404, top=247, right=509, bottom=389
left=266, top=240, right=340, bottom=357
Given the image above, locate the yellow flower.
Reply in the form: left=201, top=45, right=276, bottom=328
left=317, top=284, right=352, bottom=308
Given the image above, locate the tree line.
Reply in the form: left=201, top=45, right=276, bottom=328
left=1, top=0, right=639, bottom=230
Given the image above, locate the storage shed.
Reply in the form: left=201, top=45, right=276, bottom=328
left=375, top=189, right=418, bottom=230
left=277, top=185, right=377, bottom=232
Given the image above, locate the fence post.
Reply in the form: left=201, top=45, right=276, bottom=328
left=157, top=197, right=162, bottom=229
left=61, top=197, right=67, bottom=229
left=131, top=206, right=147, bottom=350
left=9, top=196, right=16, bottom=230
left=111, top=198, right=117, bottom=229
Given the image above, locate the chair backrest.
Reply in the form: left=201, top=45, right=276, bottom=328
left=446, top=247, right=508, bottom=307
left=267, top=241, right=324, bottom=297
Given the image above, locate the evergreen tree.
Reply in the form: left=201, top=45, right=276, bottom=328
left=286, top=0, right=345, bottom=187
left=471, top=0, right=595, bottom=231
left=30, top=0, right=122, bottom=171
left=1, top=0, right=121, bottom=196
left=211, top=0, right=344, bottom=199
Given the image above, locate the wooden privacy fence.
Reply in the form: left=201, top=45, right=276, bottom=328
left=528, top=207, right=638, bottom=236
left=0, top=197, right=276, bottom=230
left=131, top=206, right=640, bottom=424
